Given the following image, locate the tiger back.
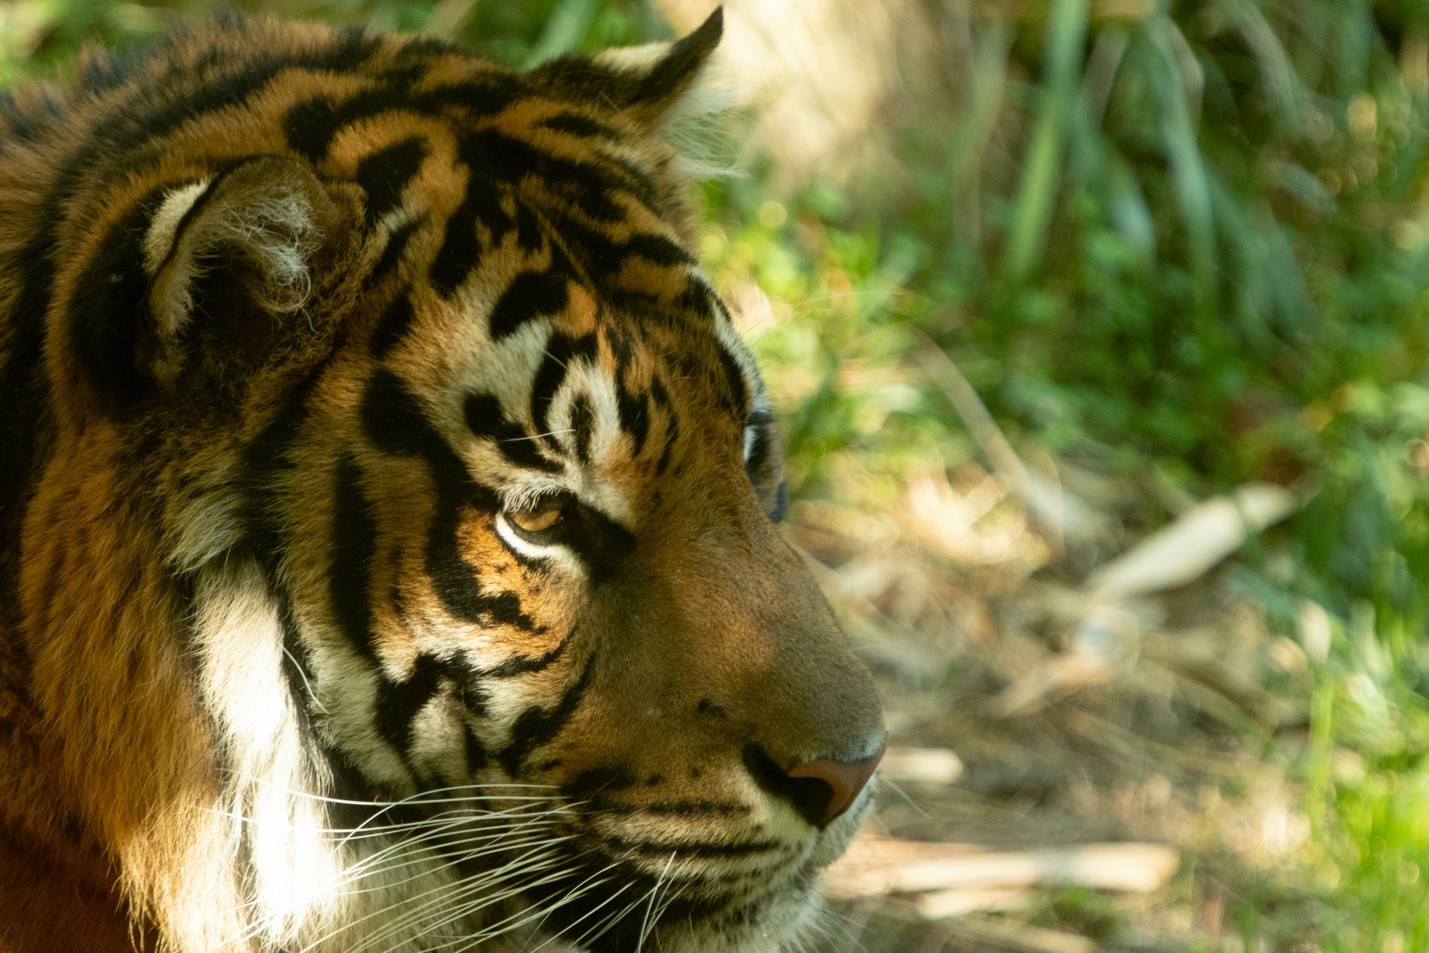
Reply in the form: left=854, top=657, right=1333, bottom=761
left=0, top=11, right=885, bottom=953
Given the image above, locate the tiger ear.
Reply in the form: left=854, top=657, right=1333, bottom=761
left=138, top=155, right=341, bottom=389
left=529, top=7, right=724, bottom=131
left=146, top=156, right=335, bottom=343
left=69, top=154, right=345, bottom=413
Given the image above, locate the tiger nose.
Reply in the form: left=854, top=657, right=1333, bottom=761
left=785, top=743, right=886, bottom=828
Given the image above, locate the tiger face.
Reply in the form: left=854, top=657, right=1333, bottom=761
left=0, top=10, right=884, bottom=953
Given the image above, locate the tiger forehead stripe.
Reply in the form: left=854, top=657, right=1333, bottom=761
left=282, top=71, right=524, bottom=163
left=354, top=136, right=428, bottom=228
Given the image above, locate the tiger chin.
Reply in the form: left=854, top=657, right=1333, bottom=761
left=0, top=8, right=885, bottom=953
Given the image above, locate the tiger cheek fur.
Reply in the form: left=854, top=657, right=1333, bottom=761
left=0, top=9, right=885, bottom=953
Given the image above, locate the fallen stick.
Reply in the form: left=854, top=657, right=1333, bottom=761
left=944, top=916, right=1100, bottom=953
left=826, top=835, right=1180, bottom=899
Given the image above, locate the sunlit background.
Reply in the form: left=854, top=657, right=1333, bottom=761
left=5, top=0, right=1428, bottom=949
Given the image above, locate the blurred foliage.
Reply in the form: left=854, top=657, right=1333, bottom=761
left=4, top=0, right=1429, bottom=947
left=0, top=0, right=663, bottom=82
left=705, top=2, right=1429, bottom=947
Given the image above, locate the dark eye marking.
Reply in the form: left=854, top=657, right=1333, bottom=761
left=496, top=490, right=634, bottom=581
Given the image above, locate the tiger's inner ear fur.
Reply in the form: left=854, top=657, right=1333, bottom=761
left=140, top=155, right=344, bottom=394
left=530, top=6, right=724, bottom=132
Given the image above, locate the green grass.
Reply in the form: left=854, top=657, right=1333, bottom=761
left=5, top=0, right=1428, bottom=947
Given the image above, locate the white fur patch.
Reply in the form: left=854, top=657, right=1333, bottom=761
left=191, top=562, right=345, bottom=945
left=143, top=180, right=211, bottom=274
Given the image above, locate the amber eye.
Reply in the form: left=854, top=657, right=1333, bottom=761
left=504, top=498, right=565, bottom=538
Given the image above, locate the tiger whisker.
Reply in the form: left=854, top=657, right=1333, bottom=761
left=303, top=850, right=575, bottom=953
left=446, top=874, right=620, bottom=953
left=332, top=832, right=575, bottom=901
left=281, top=645, right=328, bottom=714
left=635, top=851, right=679, bottom=952
left=499, top=429, right=575, bottom=443
left=527, top=877, right=639, bottom=953
left=221, top=811, right=579, bottom=950
left=365, top=855, right=603, bottom=953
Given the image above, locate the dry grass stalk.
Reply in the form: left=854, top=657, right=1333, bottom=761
left=827, top=834, right=1181, bottom=899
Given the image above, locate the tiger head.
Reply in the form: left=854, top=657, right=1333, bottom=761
left=6, top=9, right=884, bottom=953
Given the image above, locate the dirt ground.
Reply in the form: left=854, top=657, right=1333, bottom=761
left=794, top=458, right=1321, bottom=953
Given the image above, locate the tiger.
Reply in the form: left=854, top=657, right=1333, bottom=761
left=0, top=8, right=886, bottom=953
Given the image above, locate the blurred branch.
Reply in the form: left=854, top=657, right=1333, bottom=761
left=915, top=334, right=1108, bottom=552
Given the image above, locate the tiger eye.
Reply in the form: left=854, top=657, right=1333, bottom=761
left=507, top=501, right=563, bottom=535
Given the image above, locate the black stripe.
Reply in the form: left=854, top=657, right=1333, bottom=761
left=0, top=87, right=57, bottom=142
left=374, top=652, right=448, bottom=754
left=429, top=171, right=510, bottom=298
left=238, top=355, right=334, bottom=559
left=598, top=833, right=783, bottom=859
left=465, top=726, right=490, bottom=773
left=705, top=282, right=736, bottom=323
left=461, top=128, right=631, bottom=223
left=615, top=381, right=649, bottom=457
left=488, top=270, right=569, bottom=341
left=122, top=32, right=384, bottom=163
left=355, top=135, right=428, bottom=228
left=715, top=345, right=749, bottom=417
left=360, top=371, right=500, bottom=504
left=591, top=800, right=751, bottom=818
left=528, top=210, right=619, bottom=282
left=240, top=415, right=378, bottom=812
left=513, top=197, right=545, bottom=253
left=0, top=310, right=49, bottom=575
left=330, top=455, right=378, bottom=660
left=261, top=568, right=375, bottom=812
left=370, top=292, right=416, bottom=359
left=417, top=77, right=525, bottom=117
left=655, top=415, right=679, bottom=477
left=531, top=209, right=699, bottom=303
left=485, top=636, right=570, bottom=677
left=463, top=393, right=560, bottom=473
left=367, top=216, right=421, bottom=287
left=65, top=185, right=170, bottom=412
left=568, top=393, right=594, bottom=464
left=648, top=375, right=674, bottom=470
left=498, top=654, right=596, bottom=774
left=648, top=374, right=672, bottom=412
left=600, top=154, right=664, bottom=215
left=539, top=112, right=620, bottom=140
left=79, top=45, right=140, bottom=96
left=284, top=81, right=423, bottom=163
left=424, top=503, right=537, bottom=630
left=530, top=332, right=597, bottom=438
left=275, top=595, right=327, bottom=754
left=393, top=33, right=460, bottom=62
left=563, top=765, right=637, bottom=801
left=359, top=372, right=536, bottom=628
left=624, top=232, right=693, bottom=267
left=362, top=369, right=467, bottom=468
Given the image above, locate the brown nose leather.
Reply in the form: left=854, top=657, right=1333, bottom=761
left=786, top=743, right=886, bottom=828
